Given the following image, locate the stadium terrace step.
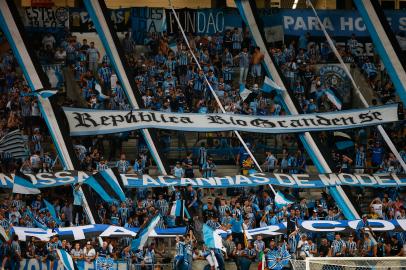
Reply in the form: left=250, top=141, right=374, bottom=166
left=350, top=64, right=380, bottom=106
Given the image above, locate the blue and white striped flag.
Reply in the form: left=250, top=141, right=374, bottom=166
left=25, top=208, right=48, bottom=230
left=170, top=200, right=191, bottom=219
left=84, top=168, right=125, bottom=203
left=203, top=224, right=226, bottom=252
left=12, top=173, right=40, bottom=195
left=274, top=191, right=294, bottom=208
left=325, top=89, right=342, bottom=110
left=131, top=214, right=161, bottom=251
left=56, top=248, right=78, bottom=270
left=263, top=76, right=284, bottom=93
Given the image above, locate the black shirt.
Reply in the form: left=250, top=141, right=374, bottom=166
left=97, top=247, right=110, bottom=258
left=390, top=241, right=402, bottom=256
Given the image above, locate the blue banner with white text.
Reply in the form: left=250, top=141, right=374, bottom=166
left=1, top=171, right=406, bottom=189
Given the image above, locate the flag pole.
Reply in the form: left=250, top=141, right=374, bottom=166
left=168, top=0, right=277, bottom=196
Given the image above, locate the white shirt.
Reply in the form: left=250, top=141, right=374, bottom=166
left=32, top=102, right=40, bottom=116
left=83, top=247, right=95, bottom=258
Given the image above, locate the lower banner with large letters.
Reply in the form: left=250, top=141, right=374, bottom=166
left=11, top=224, right=186, bottom=242
left=8, top=220, right=406, bottom=242
left=16, top=258, right=130, bottom=270
left=63, top=104, right=399, bottom=136
left=1, top=171, right=406, bottom=189
left=245, top=219, right=406, bottom=239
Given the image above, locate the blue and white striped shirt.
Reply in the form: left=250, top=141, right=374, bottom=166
left=232, top=33, right=242, bottom=50
left=116, top=160, right=130, bottom=174
left=331, top=240, right=346, bottom=256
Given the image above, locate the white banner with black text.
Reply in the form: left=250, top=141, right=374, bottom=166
left=63, top=104, right=399, bottom=136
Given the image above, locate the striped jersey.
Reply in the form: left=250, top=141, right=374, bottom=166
left=288, top=234, right=299, bottom=254
left=232, top=33, right=242, bottom=49
left=98, top=67, right=112, bottom=83
left=155, top=199, right=169, bottom=215
left=218, top=205, right=230, bottom=217
left=116, top=160, right=130, bottom=173
left=331, top=239, right=346, bottom=256
left=176, top=242, right=185, bottom=257
left=346, top=241, right=357, bottom=255
left=355, top=149, right=366, bottom=168
left=198, top=147, right=207, bottom=165
left=222, top=67, right=233, bottom=81
left=96, top=162, right=109, bottom=171
left=177, top=51, right=189, bottom=66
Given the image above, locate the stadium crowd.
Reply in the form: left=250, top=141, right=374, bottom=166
left=0, top=24, right=405, bottom=270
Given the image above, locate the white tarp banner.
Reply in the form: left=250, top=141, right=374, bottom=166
left=63, top=104, right=399, bottom=136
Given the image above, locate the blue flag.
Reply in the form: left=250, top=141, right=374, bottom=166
left=274, top=191, right=294, bottom=208
left=131, top=214, right=161, bottom=251
left=25, top=208, right=48, bottom=230
left=43, top=199, right=61, bottom=225
left=13, top=173, right=40, bottom=195
left=56, top=249, right=78, bottom=270
left=325, top=88, right=342, bottom=110
left=84, top=168, right=125, bottom=203
left=263, top=76, right=284, bottom=93
left=203, top=224, right=226, bottom=251
left=170, top=200, right=190, bottom=219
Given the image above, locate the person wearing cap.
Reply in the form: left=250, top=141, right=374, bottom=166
left=83, top=242, right=96, bottom=262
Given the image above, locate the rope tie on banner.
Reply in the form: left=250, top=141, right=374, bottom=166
left=167, top=1, right=278, bottom=195
left=307, top=0, right=406, bottom=172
